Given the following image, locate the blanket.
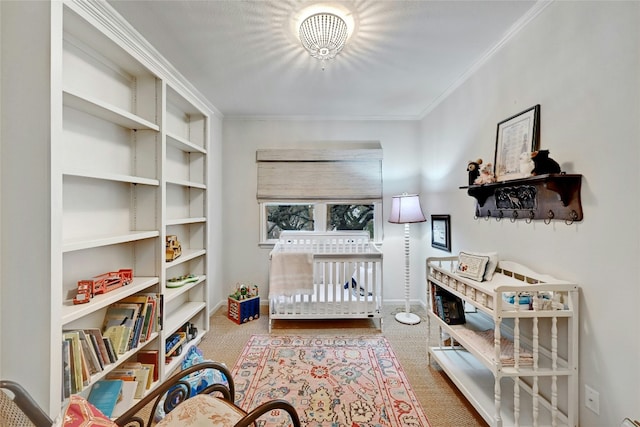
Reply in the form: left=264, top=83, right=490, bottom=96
left=269, top=252, right=314, bottom=297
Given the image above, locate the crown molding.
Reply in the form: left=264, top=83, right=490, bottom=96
left=418, top=0, right=554, bottom=119
left=65, top=0, right=223, bottom=118
left=223, top=114, right=421, bottom=122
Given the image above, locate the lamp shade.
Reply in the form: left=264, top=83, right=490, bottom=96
left=388, top=194, right=426, bottom=224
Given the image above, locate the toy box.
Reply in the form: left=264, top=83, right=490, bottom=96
left=227, top=296, right=260, bottom=325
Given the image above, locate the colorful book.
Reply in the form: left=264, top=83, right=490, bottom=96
left=84, top=328, right=110, bottom=367
left=110, top=380, right=137, bottom=418
left=102, top=337, right=118, bottom=363
left=123, top=362, right=150, bottom=398
left=87, top=379, right=123, bottom=418
left=71, top=329, right=102, bottom=375
left=61, top=340, right=72, bottom=399
left=63, top=331, right=88, bottom=390
left=137, top=350, right=159, bottom=382
left=103, top=323, right=132, bottom=355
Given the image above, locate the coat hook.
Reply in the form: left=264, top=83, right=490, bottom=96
left=495, top=210, right=503, bottom=222
left=485, top=210, right=491, bottom=221
left=565, top=210, right=578, bottom=225
left=525, top=210, right=535, bottom=224
left=510, top=211, right=519, bottom=223
left=544, top=210, right=555, bottom=225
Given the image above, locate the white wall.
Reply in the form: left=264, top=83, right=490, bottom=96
left=418, top=1, right=640, bottom=425
left=221, top=119, right=426, bottom=304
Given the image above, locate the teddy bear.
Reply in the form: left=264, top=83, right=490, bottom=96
left=474, top=162, right=496, bottom=184
left=531, top=150, right=561, bottom=175
left=519, top=151, right=535, bottom=178
left=467, top=159, right=483, bottom=185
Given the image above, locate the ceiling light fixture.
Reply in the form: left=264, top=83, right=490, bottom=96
left=299, top=12, right=348, bottom=68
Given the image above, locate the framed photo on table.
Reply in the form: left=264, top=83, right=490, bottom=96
left=431, top=215, right=451, bottom=252
left=494, top=104, right=540, bottom=182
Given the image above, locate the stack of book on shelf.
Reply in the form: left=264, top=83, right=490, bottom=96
left=105, top=361, right=153, bottom=400
left=61, top=294, right=160, bottom=398
left=431, top=284, right=466, bottom=325
left=62, top=328, right=118, bottom=398
left=102, top=294, right=160, bottom=356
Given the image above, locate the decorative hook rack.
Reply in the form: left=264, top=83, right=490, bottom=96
left=461, top=173, right=583, bottom=225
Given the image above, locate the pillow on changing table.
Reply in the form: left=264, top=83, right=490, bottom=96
left=456, top=251, right=498, bottom=282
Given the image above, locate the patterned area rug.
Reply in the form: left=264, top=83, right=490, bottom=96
left=232, top=335, right=431, bottom=427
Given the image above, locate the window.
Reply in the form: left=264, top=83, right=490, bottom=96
left=264, top=204, right=314, bottom=240
left=257, top=143, right=383, bottom=244
left=260, top=201, right=382, bottom=243
left=327, top=203, right=375, bottom=235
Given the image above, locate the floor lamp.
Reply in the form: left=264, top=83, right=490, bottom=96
left=388, top=193, right=426, bottom=325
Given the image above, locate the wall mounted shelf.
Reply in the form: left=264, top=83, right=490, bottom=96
left=460, top=173, right=583, bottom=224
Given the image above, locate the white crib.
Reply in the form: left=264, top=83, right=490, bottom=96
left=268, top=231, right=383, bottom=332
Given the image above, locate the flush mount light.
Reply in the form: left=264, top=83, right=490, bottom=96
left=299, top=12, right=348, bottom=66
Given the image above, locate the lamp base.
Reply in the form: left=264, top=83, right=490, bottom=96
left=395, top=311, right=421, bottom=325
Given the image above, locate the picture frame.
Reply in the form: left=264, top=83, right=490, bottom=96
left=431, top=214, right=451, bottom=252
left=494, top=104, right=540, bottom=182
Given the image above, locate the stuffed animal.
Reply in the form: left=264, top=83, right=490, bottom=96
left=467, top=159, right=483, bottom=185
left=519, top=151, right=535, bottom=178
left=474, top=162, right=496, bottom=184
left=531, top=150, right=561, bottom=175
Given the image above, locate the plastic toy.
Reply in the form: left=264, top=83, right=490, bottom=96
left=167, top=274, right=199, bottom=288
left=73, top=269, right=133, bottom=304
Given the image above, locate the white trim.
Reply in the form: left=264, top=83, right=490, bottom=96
left=224, top=114, right=420, bottom=121
left=65, top=0, right=221, bottom=118
left=419, top=0, right=553, bottom=119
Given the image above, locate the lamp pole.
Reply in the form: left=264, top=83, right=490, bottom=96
left=396, top=222, right=420, bottom=324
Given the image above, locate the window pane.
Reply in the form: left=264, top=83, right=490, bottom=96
left=327, top=204, right=374, bottom=238
left=266, top=204, right=314, bottom=239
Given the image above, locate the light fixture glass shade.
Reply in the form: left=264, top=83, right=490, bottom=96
left=299, top=13, right=348, bottom=61
left=388, top=194, right=427, bottom=224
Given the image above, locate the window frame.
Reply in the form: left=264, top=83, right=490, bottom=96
left=259, top=200, right=383, bottom=246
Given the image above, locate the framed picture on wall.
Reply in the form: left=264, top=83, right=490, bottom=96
left=431, top=214, right=451, bottom=252
left=494, top=104, right=540, bottom=182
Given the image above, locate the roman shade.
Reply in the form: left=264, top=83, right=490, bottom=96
left=256, top=144, right=383, bottom=201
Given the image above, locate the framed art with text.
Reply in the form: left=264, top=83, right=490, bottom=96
left=494, top=104, right=540, bottom=182
left=431, top=214, right=451, bottom=252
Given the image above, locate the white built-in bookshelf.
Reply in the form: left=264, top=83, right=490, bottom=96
left=1, top=0, right=211, bottom=418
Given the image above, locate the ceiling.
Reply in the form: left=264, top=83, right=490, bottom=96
left=107, top=0, right=540, bottom=120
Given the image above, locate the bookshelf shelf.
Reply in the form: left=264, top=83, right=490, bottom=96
left=61, top=277, right=159, bottom=324
left=62, top=231, right=160, bottom=253
left=164, top=275, right=207, bottom=303
left=63, top=170, right=160, bottom=186
left=166, top=178, right=207, bottom=189
left=63, top=89, right=160, bottom=131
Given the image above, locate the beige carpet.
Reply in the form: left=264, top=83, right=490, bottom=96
left=198, top=304, right=487, bottom=427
